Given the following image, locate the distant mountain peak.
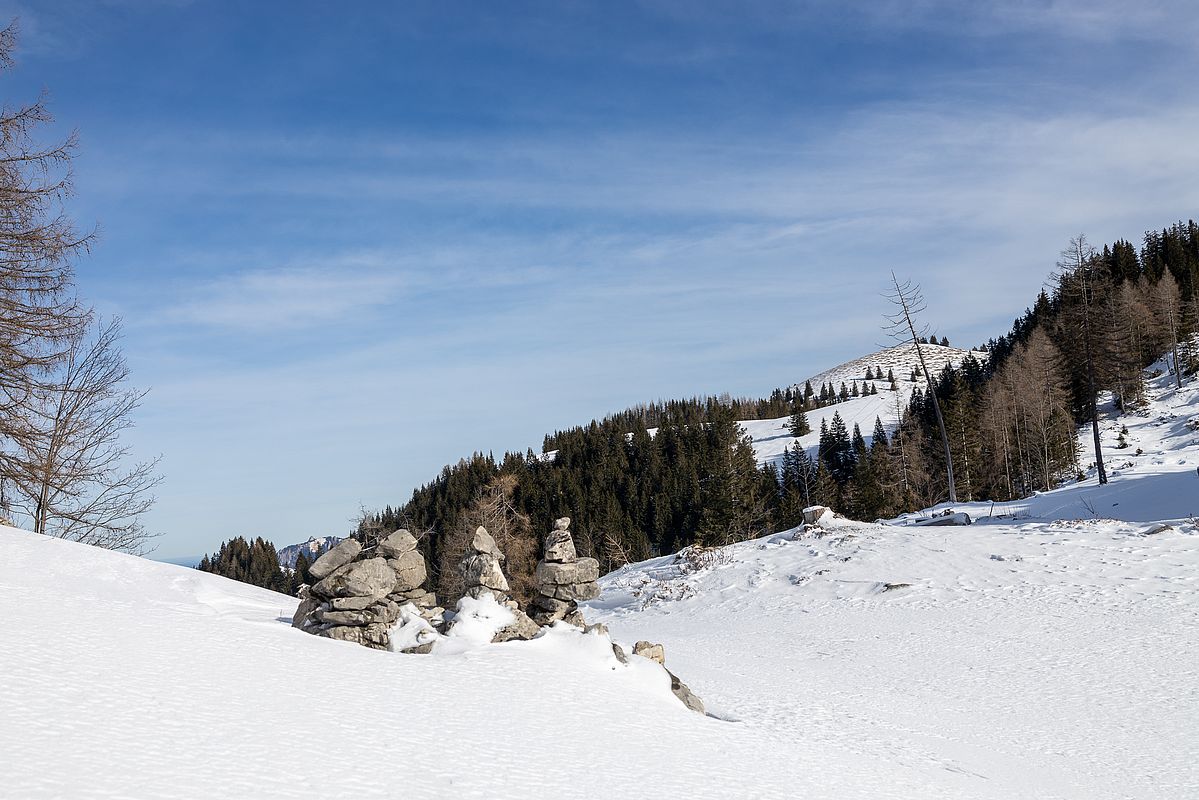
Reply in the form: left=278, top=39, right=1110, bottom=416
left=277, top=535, right=344, bottom=569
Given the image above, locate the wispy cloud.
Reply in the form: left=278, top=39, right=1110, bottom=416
left=30, top=1, right=1196, bottom=555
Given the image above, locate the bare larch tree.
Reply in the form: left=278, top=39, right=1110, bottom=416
left=6, top=318, right=161, bottom=552
left=885, top=273, right=957, bottom=504
left=0, top=21, right=94, bottom=513
left=0, top=25, right=160, bottom=551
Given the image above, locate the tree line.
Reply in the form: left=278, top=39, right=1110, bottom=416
left=198, top=535, right=310, bottom=595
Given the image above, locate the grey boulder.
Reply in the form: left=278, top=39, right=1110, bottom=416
left=312, top=557, right=397, bottom=600
left=461, top=553, right=509, bottom=591
left=668, top=670, right=705, bottom=715
left=544, top=530, right=576, bottom=563
left=535, top=560, right=578, bottom=586
left=388, top=549, right=428, bottom=592
left=492, top=609, right=540, bottom=643
left=308, top=538, right=362, bottom=580
left=633, top=641, right=666, bottom=665
left=377, top=529, right=418, bottom=558
left=575, top=557, right=600, bottom=583
left=470, top=526, right=504, bottom=560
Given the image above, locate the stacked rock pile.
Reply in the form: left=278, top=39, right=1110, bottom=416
left=292, top=529, right=442, bottom=650
left=454, top=526, right=539, bottom=642
left=529, top=517, right=599, bottom=628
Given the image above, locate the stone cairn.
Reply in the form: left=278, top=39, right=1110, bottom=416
left=292, top=529, right=442, bottom=651
left=291, top=517, right=705, bottom=713
left=529, top=517, right=599, bottom=628
left=453, top=526, right=539, bottom=643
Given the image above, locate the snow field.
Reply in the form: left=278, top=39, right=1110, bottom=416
left=0, top=526, right=922, bottom=800
left=586, top=515, right=1199, bottom=799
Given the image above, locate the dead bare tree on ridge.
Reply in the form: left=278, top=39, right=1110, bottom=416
left=885, top=273, right=957, bottom=504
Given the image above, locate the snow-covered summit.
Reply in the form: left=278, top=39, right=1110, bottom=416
left=802, top=341, right=983, bottom=394
left=741, top=342, right=983, bottom=470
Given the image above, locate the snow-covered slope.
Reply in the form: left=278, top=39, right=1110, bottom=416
left=743, top=342, right=982, bottom=469
left=805, top=341, right=980, bottom=393
left=584, top=513, right=1199, bottom=799
left=0, top=526, right=911, bottom=800
left=4, top=352, right=1195, bottom=799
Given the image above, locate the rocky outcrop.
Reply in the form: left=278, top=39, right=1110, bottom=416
left=292, top=529, right=442, bottom=650
left=529, top=517, right=599, bottom=628
left=802, top=505, right=831, bottom=526
left=452, top=526, right=539, bottom=643
left=667, top=669, right=705, bottom=715
left=629, top=639, right=705, bottom=715
left=632, top=640, right=665, bottom=665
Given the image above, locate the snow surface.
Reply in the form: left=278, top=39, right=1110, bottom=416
left=0, top=526, right=861, bottom=800
left=3, top=353, right=1197, bottom=799
left=585, top=513, right=1198, bottom=799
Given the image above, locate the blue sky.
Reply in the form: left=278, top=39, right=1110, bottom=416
left=3, top=1, right=1196, bottom=557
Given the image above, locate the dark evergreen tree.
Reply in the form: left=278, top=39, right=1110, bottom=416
left=787, top=403, right=810, bottom=437
left=851, top=423, right=867, bottom=461
left=871, top=416, right=889, bottom=450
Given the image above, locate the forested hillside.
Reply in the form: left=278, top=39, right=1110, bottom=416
left=362, top=221, right=1199, bottom=604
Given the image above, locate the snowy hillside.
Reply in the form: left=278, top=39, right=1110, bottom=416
left=277, top=535, right=344, bottom=569
left=584, top=511, right=1198, bottom=799
left=743, top=342, right=982, bottom=468
left=805, top=341, right=981, bottom=393
left=0, top=525, right=890, bottom=800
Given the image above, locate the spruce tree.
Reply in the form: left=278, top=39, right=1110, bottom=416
left=851, top=423, right=867, bottom=460
left=872, top=416, right=889, bottom=449
left=787, top=403, right=810, bottom=437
